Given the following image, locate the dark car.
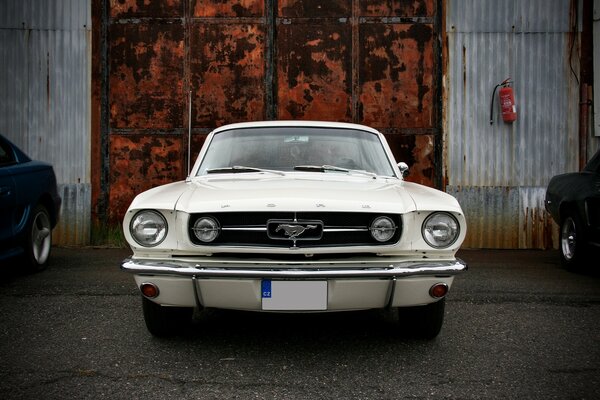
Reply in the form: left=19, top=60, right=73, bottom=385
left=545, top=149, right=600, bottom=269
left=0, top=134, right=61, bottom=271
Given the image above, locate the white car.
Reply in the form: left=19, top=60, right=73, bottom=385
left=121, top=121, right=467, bottom=339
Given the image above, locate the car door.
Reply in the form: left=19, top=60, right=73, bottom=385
left=0, top=138, right=17, bottom=242
left=583, top=150, right=600, bottom=242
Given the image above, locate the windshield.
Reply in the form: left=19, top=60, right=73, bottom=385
left=196, top=127, right=396, bottom=177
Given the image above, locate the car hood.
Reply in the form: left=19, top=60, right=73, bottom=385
left=129, top=173, right=462, bottom=214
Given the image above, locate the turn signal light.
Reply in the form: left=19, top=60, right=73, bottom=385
left=429, top=283, right=448, bottom=299
left=140, top=282, right=159, bottom=298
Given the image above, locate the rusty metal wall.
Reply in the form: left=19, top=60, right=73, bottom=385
left=0, top=0, right=91, bottom=245
left=594, top=0, right=600, bottom=138
left=100, top=0, right=442, bottom=224
left=445, top=0, right=586, bottom=249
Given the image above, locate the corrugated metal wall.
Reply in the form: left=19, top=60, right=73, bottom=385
left=445, top=0, right=586, bottom=249
left=5, top=0, right=591, bottom=250
left=0, top=0, right=91, bottom=245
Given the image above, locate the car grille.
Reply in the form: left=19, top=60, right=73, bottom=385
left=188, top=212, right=402, bottom=248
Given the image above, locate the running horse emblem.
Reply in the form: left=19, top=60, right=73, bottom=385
left=276, top=224, right=318, bottom=239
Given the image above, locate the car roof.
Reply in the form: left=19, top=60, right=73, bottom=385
left=210, top=120, right=381, bottom=135
left=0, top=134, right=31, bottom=163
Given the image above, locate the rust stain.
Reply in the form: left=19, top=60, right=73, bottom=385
left=190, top=134, right=208, bottom=163
left=91, top=0, right=102, bottom=226
left=360, top=0, right=433, bottom=16
left=109, top=23, right=184, bottom=129
left=543, top=209, right=557, bottom=250
left=46, top=52, right=51, bottom=112
left=530, top=205, right=555, bottom=250
left=462, top=45, right=466, bottom=92
left=99, top=0, right=442, bottom=227
left=359, top=23, right=434, bottom=128
left=191, top=24, right=266, bottom=127
left=277, top=25, right=352, bottom=121
left=279, top=0, right=350, bottom=17
left=385, top=134, right=434, bottom=187
left=192, top=0, right=264, bottom=17
left=441, top=2, right=449, bottom=190
left=108, top=135, right=183, bottom=222
left=110, top=0, right=182, bottom=18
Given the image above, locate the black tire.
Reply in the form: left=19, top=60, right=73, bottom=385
left=141, top=296, right=193, bottom=337
left=397, top=298, right=446, bottom=340
left=24, top=204, right=53, bottom=272
left=559, top=210, right=587, bottom=270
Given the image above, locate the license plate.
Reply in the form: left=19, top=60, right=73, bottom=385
left=261, top=280, right=327, bottom=311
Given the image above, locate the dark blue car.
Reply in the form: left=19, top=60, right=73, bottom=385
left=0, top=134, right=61, bottom=271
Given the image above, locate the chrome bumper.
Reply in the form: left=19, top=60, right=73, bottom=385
left=121, top=257, right=468, bottom=279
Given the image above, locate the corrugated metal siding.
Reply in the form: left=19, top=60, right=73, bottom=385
left=445, top=0, right=580, bottom=249
left=446, top=0, right=572, bottom=33
left=0, top=0, right=91, bottom=245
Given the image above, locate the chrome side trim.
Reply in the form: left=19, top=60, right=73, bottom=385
left=220, top=227, right=368, bottom=232
left=324, top=227, right=369, bottom=232
left=121, top=257, right=467, bottom=279
left=221, top=227, right=266, bottom=231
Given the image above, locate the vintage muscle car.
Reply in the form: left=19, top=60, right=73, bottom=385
left=121, top=121, right=467, bottom=338
left=545, top=148, right=600, bottom=269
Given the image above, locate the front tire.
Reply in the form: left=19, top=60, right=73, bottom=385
left=559, top=211, right=587, bottom=270
left=24, top=204, right=53, bottom=272
left=397, top=298, right=446, bottom=340
left=141, top=296, right=193, bottom=337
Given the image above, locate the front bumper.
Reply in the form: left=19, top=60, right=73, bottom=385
left=121, top=257, right=467, bottom=278
left=121, top=257, right=467, bottom=310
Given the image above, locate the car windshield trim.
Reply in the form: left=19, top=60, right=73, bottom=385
left=195, top=126, right=398, bottom=177
left=293, top=164, right=378, bottom=178
left=206, top=165, right=286, bottom=176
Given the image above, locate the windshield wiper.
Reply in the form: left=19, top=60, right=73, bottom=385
left=293, top=165, right=377, bottom=178
left=206, top=165, right=286, bottom=176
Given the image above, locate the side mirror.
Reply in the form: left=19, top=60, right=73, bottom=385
left=398, top=162, right=409, bottom=178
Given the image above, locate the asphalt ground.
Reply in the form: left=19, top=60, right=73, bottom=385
left=0, top=247, right=599, bottom=399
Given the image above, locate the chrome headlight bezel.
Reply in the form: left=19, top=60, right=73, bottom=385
left=192, top=216, right=221, bottom=243
left=129, top=210, right=168, bottom=247
left=370, top=216, right=397, bottom=243
left=422, top=212, right=460, bottom=249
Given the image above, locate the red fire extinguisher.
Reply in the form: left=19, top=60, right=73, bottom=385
left=490, top=78, right=517, bottom=124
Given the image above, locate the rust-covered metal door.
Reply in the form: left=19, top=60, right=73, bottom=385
left=95, top=0, right=441, bottom=223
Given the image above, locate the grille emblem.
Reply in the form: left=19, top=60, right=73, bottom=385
left=267, top=219, right=323, bottom=247
left=276, top=224, right=317, bottom=239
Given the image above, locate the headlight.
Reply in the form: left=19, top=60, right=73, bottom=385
left=370, top=216, right=396, bottom=242
left=192, top=217, right=220, bottom=243
left=422, top=212, right=459, bottom=248
left=130, top=210, right=168, bottom=247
